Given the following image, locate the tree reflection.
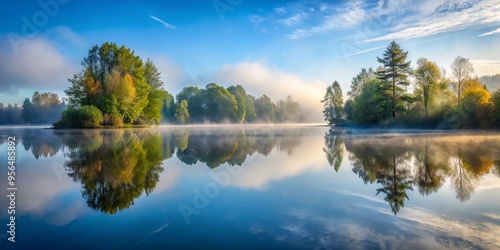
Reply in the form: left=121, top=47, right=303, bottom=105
left=323, top=128, right=344, bottom=172
left=333, top=133, right=500, bottom=215
left=57, top=130, right=165, bottom=214
left=414, top=144, right=449, bottom=196
left=450, top=157, right=479, bottom=202
left=375, top=154, right=414, bottom=215
left=174, top=128, right=303, bottom=168
left=345, top=136, right=414, bottom=215
left=22, top=129, right=62, bottom=159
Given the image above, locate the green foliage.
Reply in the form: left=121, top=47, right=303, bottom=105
left=351, top=79, right=392, bottom=125
left=227, top=85, right=247, bottom=123
left=140, top=60, right=169, bottom=125
left=254, top=95, right=276, bottom=123
left=54, top=105, right=103, bottom=128
left=173, top=84, right=300, bottom=124
left=377, top=41, right=412, bottom=117
left=0, top=103, right=23, bottom=124
left=492, top=90, right=500, bottom=128
left=342, top=42, right=499, bottom=129
left=175, top=100, right=190, bottom=124
left=58, top=130, right=165, bottom=214
left=61, top=42, right=162, bottom=127
left=245, top=95, right=257, bottom=122
left=321, top=81, right=344, bottom=125
left=203, top=83, right=238, bottom=122
left=21, top=92, right=66, bottom=124
left=176, top=86, right=204, bottom=121
left=348, top=68, right=375, bottom=98
left=276, top=95, right=302, bottom=123
left=162, top=92, right=175, bottom=122
left=451, top=56, right=474, bottom=105
left=414, top=58, right=441, bottom=117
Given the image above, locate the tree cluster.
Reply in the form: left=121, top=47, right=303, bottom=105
left=169, top=84, right=302, bottom=124
left=21, top=92, right=67, bottom=124
left=323, top=41, right=500, bottom=129
left=0, top=103, right=22, bottom=124
left=50, top=42, right=303, bottom=128
left=55, top=42, right=169, bottom=128
left=324, top=129, right=500, bottom=214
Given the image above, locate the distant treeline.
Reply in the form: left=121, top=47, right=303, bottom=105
left=322, top=41, right=500, bottom=129
left=165, top=84, right=302, bottom=124
left=51, top=42, right=303, bottom=128
left=479, top=74, right=500, bottom=91
left=0, top=104, right=22, bottom=124
left=0, top=92, right=66, bottom=125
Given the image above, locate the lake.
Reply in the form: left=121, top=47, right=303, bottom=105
left=0, top=125, right=499, bottom=249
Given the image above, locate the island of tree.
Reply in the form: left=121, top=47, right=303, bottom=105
left=49, top=42, right=302, bottom=128
left=322, top=41, right=500, bottom=129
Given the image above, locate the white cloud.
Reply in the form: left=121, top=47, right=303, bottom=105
left=147, top=54, right=189, bottom=94
left=228, top=134, right=327, bottom=189
left=470, top=60, right=500, bottom=76
left=210, top=62, right=327, bottom=122
left=149, top=15, right=176, bottom=29
left=0, top=156, right=87, bottom=226
left=287, top=1, right=368, bottom=39
left=364, top=0, right=500, bottom=42
left=478, top=27, right=500, bottom=37
left=278, top=13, right=308, bottom=27
left=274, top=7, right=287, bottom=14
left=284, top=0, right=499, bottom=41
left=339, top=45, right=386, bottom=58
left=0, top=36, right=79, bottom=93
left=249, top=14, right=265, bottom=24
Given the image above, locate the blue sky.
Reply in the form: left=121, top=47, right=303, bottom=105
left=1, top=0, right=499, bottom=121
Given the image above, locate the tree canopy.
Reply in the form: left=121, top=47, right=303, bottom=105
left=58, top=42, right=170, bottom=127
left=327, top=41, right=499, bottom=129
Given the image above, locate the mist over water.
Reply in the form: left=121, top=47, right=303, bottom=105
left=0, top=126, right=499, bottom=249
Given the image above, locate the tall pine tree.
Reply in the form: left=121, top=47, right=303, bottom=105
left=377, top=41, right=412, bottom=117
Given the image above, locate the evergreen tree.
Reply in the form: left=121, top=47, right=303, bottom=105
left=377, top=41, right=412, bottom=117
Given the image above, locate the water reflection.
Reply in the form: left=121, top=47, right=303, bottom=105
left=324, top=128, right=500, bottom=214
left=56, top=130, right=165, bottom=214
left=13, top=128, right=306, bottom=214
left=5, top=127, right=500, bottom=216
left=174, top=128, right=302, bottom=168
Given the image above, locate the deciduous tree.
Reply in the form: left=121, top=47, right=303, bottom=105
left=451, top=56, right=474, bottom=105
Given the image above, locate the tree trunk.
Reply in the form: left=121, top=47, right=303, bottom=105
left=392, top=70, right=396, bottom=117
left=424, top=92, right=428, bottom=118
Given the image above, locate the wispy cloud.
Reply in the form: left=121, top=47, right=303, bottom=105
left=364, top=0, right=500, bottom=42
left=278, top=13, right=308, bottom=27
left=149, top=15, right=176, bottom=29
left=478, top=27, right=500, bottom=37
left=469, top=59, right=500, bottom=76
left=274, top=7, right=287, bottom=14
left=249, top=14, right=265, bottom=24
left=287, top=1, right=368, bottom=39
left=282, top=0, right=500, bottom=42
left=344, top=45, right=386, bottom=57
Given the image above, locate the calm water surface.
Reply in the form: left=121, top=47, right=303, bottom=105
left=0, top=125, right=499, bottom=249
